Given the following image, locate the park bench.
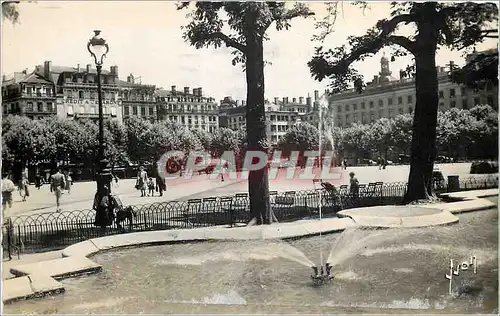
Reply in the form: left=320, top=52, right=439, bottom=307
left=273, top=191, right=299, bottom=220
left=220, top=193, right=249, bottom=227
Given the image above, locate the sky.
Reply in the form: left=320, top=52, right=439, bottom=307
left=2, top=1, right=497, bottom=103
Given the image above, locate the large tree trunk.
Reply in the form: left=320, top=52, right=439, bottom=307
left=244, top=24, right=273, bottom=225
left=404, top=12, right=440, bottom=203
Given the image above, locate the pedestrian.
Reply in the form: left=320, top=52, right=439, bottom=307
left=221, top=162, right=228, bottom=182
left=64, top=171, right=73, bottom=195
left=93, top=184, right=115, bottom=236
left=50, top=167, right=66, bottom=212
left=147, top=177, right=155, bottom=197
left=136, top=166, right=148, bottom=197
left=343, top=159, right=348, bottom=170
left=2, top=173, right=15, bottom=219
left=349, top=171, right=359, bottom=200
left=18, top=176, right=29, bottom=202
left=155, top=174, right=166, bottom=197
left=35, top=173, right=44, bottom=190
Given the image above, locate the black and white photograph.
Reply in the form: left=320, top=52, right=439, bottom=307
left=1, top=0, right=498, bottom=314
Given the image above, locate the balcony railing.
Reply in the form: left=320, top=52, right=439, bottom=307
left=73, top=112, right=115, bottom=118
left=163, top=108, right=218, bottom=114
left=62, top=82, right=120, bottom=90
left=24, top=109, right=57, bottom=114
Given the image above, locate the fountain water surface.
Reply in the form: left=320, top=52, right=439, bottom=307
left=5, top=209, right=497, bottom=314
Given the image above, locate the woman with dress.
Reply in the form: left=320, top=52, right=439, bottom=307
left=136, top=166, right=148, bottom=197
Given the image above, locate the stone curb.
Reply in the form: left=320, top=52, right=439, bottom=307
left=4, top=189, right=497, bottom=304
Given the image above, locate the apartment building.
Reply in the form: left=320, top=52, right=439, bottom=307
left=156, top=86, right=219, bottom=133
left=330, top=52, right=499, bottom=127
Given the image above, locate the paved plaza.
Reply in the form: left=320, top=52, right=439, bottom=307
left=6, top=163, right=476, bottom=217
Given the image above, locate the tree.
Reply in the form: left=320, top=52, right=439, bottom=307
left=278, top=122, right=319, bottom=152
left=341, top=123, right=370, bottom=162
left=180, top=1, right=314, bottom=224
left=390, top=114, right=413, bottom=155
left=104, top=119, right=130, bottom=168
left=436, top=108, right=477, bottom=160
left=2, top=116, right=54, bottom=181
left=468, top=105, right=499, bottom=159
left=210, top=127, right=240, bottom=157
left=191, top=128, right=212, bottom=152
left=450, top=50, right=498, bottom=90
left=308, top=2, right=498, bottom=202
left=124, top=117, right=154, bottom=164
left=367, top=118, right=394, bottom=160
left=2, top=2, right=20, bottom=24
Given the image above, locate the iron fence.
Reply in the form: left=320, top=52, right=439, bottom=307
left=2, top=175, right=498, bottom=256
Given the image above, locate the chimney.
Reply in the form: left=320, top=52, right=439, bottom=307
left=292, top=97, right=297, bottom=103
left=399, top=69, right=405, bottom=80
left=242, top=100, right=246, bottom=106
left=184, top=86, right=190, bottom=95
left=274, top=97, right=279, bottom=105
left=440, top=67, right=445, bottom=73
left=197, top=87, right=203, bottom=96
left=194, top=88, right=199, bottom=96
left=282, top=97, right=286, bottom=105
left=171, top=85, right=176, bottom=93
left=236, top=100, right=240, bottom=106
left=86, top=64, right=91, bottom=73
left=299, top=97, right=304, bottom=104
left=306, top=96, right=312, bottom=107
left=373, top=75, right=379, bottom=84
left=314, top=90, right=319, bottom=101
left=2, top=75, right=5, bottom=82
left=44, top=61, right=52, bottom=79
left=77, top=64, right=81, bottom=72
left=110, top=66, right=118, bottom=77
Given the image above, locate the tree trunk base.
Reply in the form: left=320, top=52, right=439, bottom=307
left=247, top=210, right=279, bottom=226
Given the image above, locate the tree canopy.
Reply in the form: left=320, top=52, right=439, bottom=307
left=2, top=2, right=20, bottom=24
left=450, top=49, right=498, bottom=90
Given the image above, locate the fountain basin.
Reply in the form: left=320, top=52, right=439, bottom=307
left=337, top=205, right=459, bottom=228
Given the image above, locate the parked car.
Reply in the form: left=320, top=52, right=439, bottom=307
left=470, top=161, right=499, bottom=174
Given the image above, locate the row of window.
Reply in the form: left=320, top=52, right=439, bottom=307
left=162, top=97, right=214, bottom=103
left=167, top=115, right=218, bottom=124
left=64, top=90, right=116, bottom=100
left=338, top=95, right=414, bottom=113
left=269, top=114, right=297, bottom=122
left=270, top=125, right=291, bottom=132
left=165, top=104, right=217, bottom=112
left=124, top=106, right=155, bottom=117
left=24, top=86, right=54, bottom=97
left=64, top=75, right=115, bottom=85
left=67, top=105, right=117, bottom=116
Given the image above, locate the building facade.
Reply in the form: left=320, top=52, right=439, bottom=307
left=330, top=53, right=499, bottom=128
left=39, top=62, right=123, bottom=122
left=2, top=69, right=57, bottom=119
left=218, top=92, right=323, bottom=144
left=120, top=74, right=157, bottom=122
left=156, top=86, right=219, bottom=132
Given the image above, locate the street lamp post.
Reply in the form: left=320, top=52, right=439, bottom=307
left=87, top=30, right=112, bottom=210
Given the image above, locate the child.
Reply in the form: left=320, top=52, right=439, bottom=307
left=147, top=177, right=155, bottom=197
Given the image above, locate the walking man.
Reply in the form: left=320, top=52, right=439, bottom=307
left=50, top=167, right=66, bottom=212
left=155, top=174, right=166, bottom=197
left=2, top=173, right=15, bottom=219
